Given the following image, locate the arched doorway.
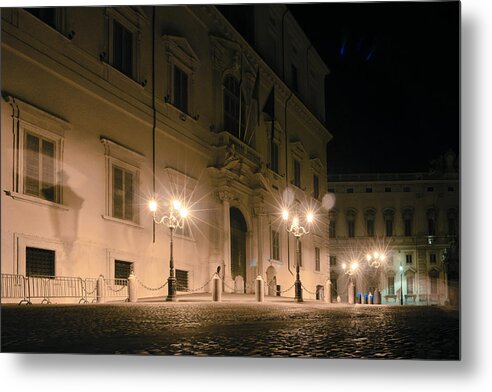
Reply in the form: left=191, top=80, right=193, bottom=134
left=266, top=266, right=277, bottom=296
left=230, top=207, right=247, bottom=293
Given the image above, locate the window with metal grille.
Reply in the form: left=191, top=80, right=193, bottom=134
left=315, top=247, right=320, bottom=271
left=24, top=132, right=57, bottom=202
left=329, top=255, right=337, bottom=266
left=313, top=175, right=319, bottom=199
left=112, top=165, right=134, bottom=221
left=112, top=20, right=133, bottom=78
left=293, top=159, right=301, bottom=188
left=115, top=260, right=133, bottom=281
left=176, top=269, right=188, bottom=291
left=223, top=76, right=245, bottom=138
left=173, top=65, right=189, bottom=113
left=387, top=276, right=395, bottom=295
left=271, top=229, right=280, bottom=260
left=26, top=247, right=55, bottom=277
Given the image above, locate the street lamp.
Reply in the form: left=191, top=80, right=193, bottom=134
left=149, top=198, right=188, bottom=301
left=399, top=264, right=404, bottom=305
left=365, top=251, right=386, bottom=304
left=282, top=208, right=314, bottom=302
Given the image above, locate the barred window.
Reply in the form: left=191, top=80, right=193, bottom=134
left=115, top=260, right=133, bottom=281
left=176, top=269, right=189, bottom=291
left=26, top=247, right=55, bottom=277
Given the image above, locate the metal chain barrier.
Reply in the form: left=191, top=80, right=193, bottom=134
left=103, top=281, right=127, bottom=293
left=82, top=282, right=98, bottom=296
left=136, top=277, right=168, bottom=291
left=301, top=283, right=317, bottom=295
left=217, top=275, right=237, bottom=292
left=176, top=274, right=216, bottom=293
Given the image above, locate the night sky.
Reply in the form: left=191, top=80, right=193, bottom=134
left=288, top=1, right=460, bottom=174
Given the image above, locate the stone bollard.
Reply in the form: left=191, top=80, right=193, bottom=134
left=374, top=289, right=381, bottom=304
left=212, top=274, right=222, bottom=302
left=96, top=275, right=105, bottom=304
left=337, top=295, right=341, bottom=303
left=348, top=281, right=355, bottom=304
left=325, top=280, right=332, bottom=303
left=128, top=273, right=137, bottom=303
left=368, top=292, right=373, bottom=305
left=255, top=275, right=264, bottom=302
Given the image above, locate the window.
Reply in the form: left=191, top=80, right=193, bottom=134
left=448, top=186, right=454, bottom=192
left=329, top=255, right=337, bottom=266
left=112, top=19, right=133, bottom=78
left=26, top=247, right=55, bottom=277
left=114, top=260, right=133, bottom=283
left=26, top=7, right=57, bottom=29
left=271, top=229, right=280, bottom=260
left=403, top=186, right=411, bottom=192
left=427, top=186, right=434, bottom=192
left=347, top=188, right=354, bottom=193
left=329, top=220, right=336, bottom=238
left=291, top=64, right=299, bottom=92
left=406, top=275, right=414, bottom=295
left=387, top=276, right=395, bottom=295
left=176, top=269, right=189, bottom=291
left=24, top=132, right=57, bottom=202
left=385, top=187, right=392, bottom=193
left=365, top=187, right=372, bottom=193
left=223, top=76, right=245, bottom=138
left=403, top=209, right=413, bottom=236
left=270, top=140, right=279, bottom=173
left=101, top=138, right=144, bottom=225
left=406, top=254, right=413, bottom=264
left=384, top=210, right=394, bottom=237
left=293, top=159, right=301, bottom=188
left=315, top=247, right=320, bottom=272
left=112, top=165, right=134, bottom=221
left=429, top=253, right=437, bottom=264
left=313, top=175, right=320, bottom=199
left=366, top=219, right=375, bottom=237
left=348, top=221, right=355, bottom=237
left=173, top=65, right=189, bottom=113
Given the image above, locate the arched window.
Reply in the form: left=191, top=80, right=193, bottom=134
left=383, top=209, right=395, bottom=237
left=402, top=208, right=413, bottom=236
left=346, top=209, right=357, bottom=238
left=223, top=76, right=246, bottom=138
left=364, top=208, right=376, bottom=237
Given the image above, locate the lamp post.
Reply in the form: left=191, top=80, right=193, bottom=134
left=365, top=251, right=386, bottom=304
left=399, top=264, right=404, bottom=305
left=282, top=208, right=314, bottom=302
left=342, top=261, right=358, bottom=304
left=149, top=199, right=188, bottom=301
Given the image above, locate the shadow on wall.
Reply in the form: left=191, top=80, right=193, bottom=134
left=47, top=170, right=84, bottom=258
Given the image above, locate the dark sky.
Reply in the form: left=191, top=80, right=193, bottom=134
left=288, top=1, right=460, bottom=173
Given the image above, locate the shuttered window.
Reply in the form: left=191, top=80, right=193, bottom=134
left=112, top=165, right=134, bottom=221
left=113, top=20, right=133, bottom=78
left=24, top=132, right=57, bottom=202
left=26, top=247, right=55, bottom=277
left=176, top=269, right=188, bottom=291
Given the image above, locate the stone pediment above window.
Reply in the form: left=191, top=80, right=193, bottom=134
left=310, top=157, right=324, bottom=174
left=100, top=137, right=145, bottom=168
left=162, top=35, right=200, bottom=72
left=290, top=141, right=306, bottom=158
left=210, top=35, right=255, bottom=75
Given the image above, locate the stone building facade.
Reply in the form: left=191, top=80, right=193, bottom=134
left=327, top=153, right=459, bottom=306
left=1, top=5, right=332, bottom=301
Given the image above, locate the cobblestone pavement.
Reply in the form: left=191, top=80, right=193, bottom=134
left=1, top=299, right=459, bottom=359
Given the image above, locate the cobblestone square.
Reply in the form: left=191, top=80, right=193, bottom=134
left=1, top=296, right=459, bottom=359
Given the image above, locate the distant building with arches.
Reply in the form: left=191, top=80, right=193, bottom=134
left=327, top=153, right=459, bottom=306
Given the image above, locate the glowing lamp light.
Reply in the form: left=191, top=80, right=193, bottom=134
left=381, top=254, right=386, bottom=261
left=172, top=200, right=182, bottom=210
left=342, top=262, right=347, bottom=270
left=351, top=261, right=358, bottom=271
left=366, top=254, right=372, bottom=261
left=399, top=265, right=403, bottom=272
left=282, top=210, right=289, bottom=221
left=292, top=216, right=299, bottom=226
left=374, top=252, right=379, bottom=259
left=306, top=212, right=314, bottom=223
left=149, top=200, right=158, bottom=213
left=179, top=207, right=189, bottom=218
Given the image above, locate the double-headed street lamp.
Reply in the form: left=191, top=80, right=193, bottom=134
left=366, top=251, right=386, bottom=304
left=149, top=199, right=188, bottom=301
left=282, top=208, right=314, bottom=302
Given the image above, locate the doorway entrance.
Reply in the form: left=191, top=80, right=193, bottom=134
left=230, top=207, right=247, bottom=293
